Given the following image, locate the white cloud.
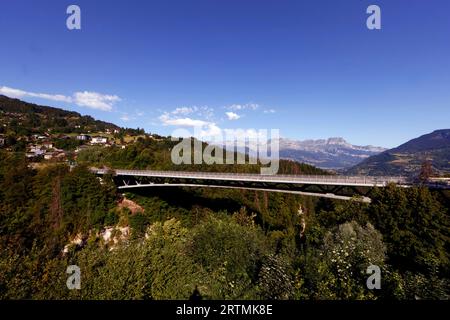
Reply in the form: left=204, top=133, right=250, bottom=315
left=158, top=108, right=224, bottom=140
left=0, top=86, right=71, bottom=103
left=158, top=106, right=276, bottom=143
left=159, top=105, right=218, bottom=127
left=263, top=109, right=276, bottom=114
left=228, top=104, right=243, bottom=110
left=226, top=111, right=241, bottom=120
left=0, top=86, right=120, bottom=111
left=227, top=103, right=259, bottom=111
left=73, top=91, right=120, bottom=111
left=197, top=106, right=215, bottom=120
left=171, top=107, right=195, bottom=115
left=169, top=105, right=214, bottom=118
left=159, top=113, right=209, bottom=127
left=199, top=123, right=222, bottom=138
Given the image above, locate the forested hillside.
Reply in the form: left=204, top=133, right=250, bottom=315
left=348, top=129, right=450, bottom=176
left=1, top=149, right=449, bottom=300
left=0, top=95, right=120, bottom=134
left=76, top=136, right=328, bottom=175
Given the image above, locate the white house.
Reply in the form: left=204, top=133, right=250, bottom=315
left=76, top=134, right=91, bottom=141
left=91, top=136, right=108, bottom=144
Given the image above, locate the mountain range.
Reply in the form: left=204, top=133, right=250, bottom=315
left=211, top=137, right=386, bottom=170
left=277, top=137, right=386, bottom=170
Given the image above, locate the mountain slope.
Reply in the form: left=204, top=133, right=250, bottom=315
left=0, top=95, right=120, bottom=133
left=347, top=129, right=450, bottom=176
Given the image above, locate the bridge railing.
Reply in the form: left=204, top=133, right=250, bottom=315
left=91, top=168, right=409, bottom=186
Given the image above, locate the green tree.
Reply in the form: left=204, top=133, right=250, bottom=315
left=369, top=185, right=450, bottom=273
left=298, top=221, right=386, bottom=300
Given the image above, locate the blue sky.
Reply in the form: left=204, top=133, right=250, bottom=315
left=0, top=0, right=449, bottom=148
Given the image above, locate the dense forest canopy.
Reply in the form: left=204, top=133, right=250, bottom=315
left=76, top=136, right=329, bottom=174
left=1, top=149, right=449, bottom=300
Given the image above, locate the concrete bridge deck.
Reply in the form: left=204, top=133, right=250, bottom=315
left=91, top=168, right=450, bottom=202
left=92, top=168, right=409, bottom=188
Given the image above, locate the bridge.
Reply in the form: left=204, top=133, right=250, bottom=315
left=91, top=168, right=421, bottom=203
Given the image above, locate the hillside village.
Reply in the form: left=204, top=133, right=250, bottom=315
left=0, top=95, right=163, bottom=164
left=0, top=129, right=160, bottom=163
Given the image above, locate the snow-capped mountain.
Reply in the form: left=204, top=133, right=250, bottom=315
left=211, top=137, right=386, bottom=170
left=277, top=137, right=386, bottom=170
